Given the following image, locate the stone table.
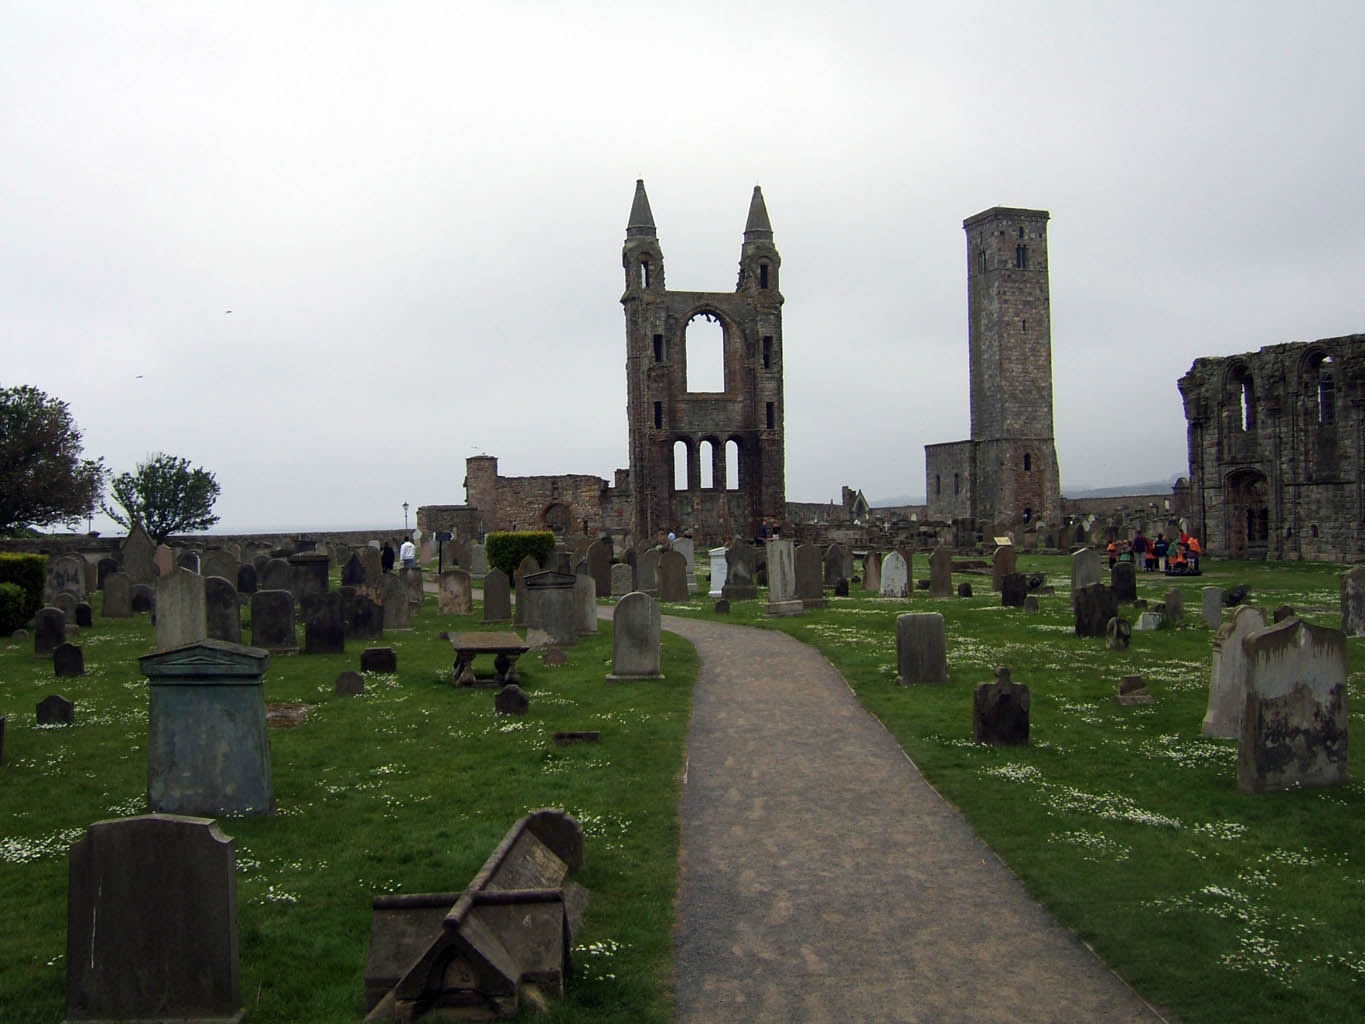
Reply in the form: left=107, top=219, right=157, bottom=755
left=445, top=631, right=530, bottom=687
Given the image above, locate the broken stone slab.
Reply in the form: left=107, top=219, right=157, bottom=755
left=1115, top=674, right=1154, bottom=705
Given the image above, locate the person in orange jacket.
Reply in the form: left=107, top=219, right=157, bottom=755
left=1106, top=540, right=1117, bottom=568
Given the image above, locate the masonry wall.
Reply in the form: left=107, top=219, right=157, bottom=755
left=925, top=441, right=975, bottom=521
left=1178, top=334, right=1365, bottom=561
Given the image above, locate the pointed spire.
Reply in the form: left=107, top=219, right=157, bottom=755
left=626, top=179, right=656, bottom=238
left=744, top=185, right=773, bottom=241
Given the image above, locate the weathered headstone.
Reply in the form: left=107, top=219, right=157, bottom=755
left=340, top=551, right=366, bottom=586
left=1164, top=588, right=1185, bottom=625
left=1023, top=594, right=1039, bottom=613
left=53, top=641, right=84, bottom=677
left=765, top=539, right=803, bottom=616
left=513, top=555, right=539, bottom=625
left=722, top=542, right=757, bottom=600
left=96, top=556, right=120, bottom=589
left=880, top=551, right=909, bottom=598
left=974, top=666, right=1029, bottom=745
left=153, top=543, right=175, bottom=579
left=795, top=544, right=826, bottom=608
left=235, top=562, right=258, bottom=595
left=1273, top=604, right=1296, bottom=623
left=611, top=562, right=634, bottom=598
left=47, top=553, right=87, bottom=601
left=439, top=569, right=473, bottom=615
left=991, top=545, right=1017, bottom=592
left=142, top=640, right=272, bottom=815
left=658, top=550, right=689, bottom=603
left=672, top=536, right=698, bottom=593
left=361, top=647, right=397, bottom=673
left=34, top=607, right=66, bottom=656
left=37, top=693, right=75, bottom=724
left=708, top=546, right=728, bottom=597
left=495, top=683, right=530, bottom=715
left=358, top=547, right=383, bottom=586
left=1202, top=605, right=1268, bottom=739
left=483, top=568, right=512, bottom=622
left=304, top=591, right=345, bottom=654
left=350, top=592, right=384, bottom=639
left=51, top=590, right=78, bottom=622
left=1074, top=583, right=1119, bottom=638
left=1225, top=585, right=1251, bottom=607
left=204, top=576, right=241, bottom=644
left=1000, top=572, right=1027, bottom=608
left=260, top=557, right=291, bottom=592
left=523, top=571, right=578, bottom=646
left=398, top=565, right=422, bottom=610
left=381, top=573, right=411, bottom=630
left=1135, top=611, right=1163, bottom=630
left=469, top=542, right=489, bottom=575
left=1110, top=560, right=1137, bottom=602
left=1238, top=618, right=1349, bottom=793
left=1105, top=616, right=1132, bottom=650
left=120, top=524, right=157, bottom=584
left=636, top=548, right=661, bottom=597
left=1341, top=568, right=1365, bottom=637
left=74, top=601, right=93, bottom=628
left=1070, top=547, right=1102, bottom=603
left=335, top=670, right=365, bottom=695
left=155, top=568, right=207, bottom=651
left=176, top=549, right=201, bottom=574
left=928, top=544, right=953, bottom=598
left=573, top=572, right=599, bottom=636
left=1202, top=585, right=1224, bottom=628
left=834, top=578, right=849, bottom=597
left=1116, top=675, right=1153, bottom=705
left=66, top=814, right=241, bottom=1023
left=896, top=612, right=948, bottom=684
left=713, top=598, right=730, bottom=613
left=607, top=592, right=663, bottom=680
left=251, top=590, right=298, bottom=654
left=823, top=543, right=853, bottom=587
left=958, top=581, right=974, bottom=598
left=863, top=550, right=882, bottom=593
left=130, top=584, right=155, bottom=613
left=201, top=549, right=238, bottom=583
left=587, top=540, right=612, bottom=598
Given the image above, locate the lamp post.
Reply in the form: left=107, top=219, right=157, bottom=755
left=403, top=502, right=409, bottom=531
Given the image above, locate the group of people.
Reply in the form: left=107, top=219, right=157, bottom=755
left=380, top=537, right=417, bottom=572
left=1106, top=529, right=1202, bottom=575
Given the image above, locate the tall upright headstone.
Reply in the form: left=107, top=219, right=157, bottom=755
left=204, top=576, right=241, bottom=644
left=636, top=549, right=661, bottom=597
left=439, top=569, right=473, bottom=615
left=1341, top=567, right=1365, bottom=637
left=658, top=550, right=689, bottom=603
left=606, top=592, right=663, bottom=681
left=991, top=544, right=1016, bottom=592
left=483, top=568, right=511, bottom=622
left=587, top=540, right=613, bottom=598
left=672, top=536, right=698, bottom=593
left=722, top=542, right=757, bottom=600
left=879, top=551, right=909, bottom=598
left=708, top=546, right=728, bottom=598
left=66, top=815, right=241, bottom=1023
left=513, top=555, right=539, bottom=625
left=156, top=568, right=207, bottom=651
left=1202, top=605, right=1268, bottom=739
left=250, top=590, right=298, bottom=654
left=34, top=607, right=66, bottom=656
left=863, top=550, right=882, bottom=593
left=795, top=544, right=826, bottom=608
left=823, top=543, right=853, bottom=587
left=304, top=592, right=345, bottom=654
left=765, top=539, right=802, bottom=616
left=381, top=574, right=411, bottom=630
left=523, top=571, right=577, bottom=646
left=120, top=524, right=157, bottom=584
left=153, top=544, right=175, bottom=579
left=928, top=545, right=953, bottom=598
left=1111, top=561, right=1137, bottom=602
left=1201, top=585, right=1224, bottom=628
left=1070, top=547, right=1102, bottom=605
left=896, top=612, right=948, bottom=685
left=574, top=572, right=599, bottom=636
left=101, top=572, right=132, bottom=618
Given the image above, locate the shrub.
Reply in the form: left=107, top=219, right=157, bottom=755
left=0, top=581, right=26, bottom=633
left=485, top=531, right=556, bottom=577
left=0, top=553, right=46, bottom=623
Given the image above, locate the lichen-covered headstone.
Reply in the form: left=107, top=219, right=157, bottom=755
left=1238, top=618, right=1348, bottom=793
left=973, top=666, right=1029, bottom=745
left=1201, top=585, right=1224, bottom=628
left=1202, top=605, right=1267, bottom=739
left=1074, top=584, right=1119, bottom=637
left=439, top=568, right=473, bottom=615
left=607, top=592, right=663, bottom=681
left=928, top=544, right=953, bottom=598
left=1106, top=616, right=1132, bottom=650
left=896, top=612, right=948, bottom=685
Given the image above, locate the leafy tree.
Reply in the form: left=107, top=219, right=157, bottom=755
left=105, top=453, right=221, bottom=542
left=0, top=384, right=106, bottom=535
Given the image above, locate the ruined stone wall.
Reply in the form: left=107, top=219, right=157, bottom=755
left=414, top=505, right=484, bottom=540
left=1179, top=335, right=1365, bottom=561
left=925, top=441, right=975, bottom=521
left=454, top=454, right=634, bottom=544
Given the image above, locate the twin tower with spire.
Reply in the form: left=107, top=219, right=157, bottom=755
left=621, top=180, right=786, bottom=545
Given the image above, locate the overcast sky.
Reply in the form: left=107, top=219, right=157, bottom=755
left=4, top=2, right=1363, bottom=533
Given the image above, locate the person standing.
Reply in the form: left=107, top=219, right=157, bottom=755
left=399, top=536, right=417, bottom=568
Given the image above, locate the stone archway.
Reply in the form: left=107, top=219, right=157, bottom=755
left=1226, top=469, right=1269, bottom=559
left=541, top=502, right=572, bottom=536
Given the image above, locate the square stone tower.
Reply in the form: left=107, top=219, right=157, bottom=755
left=621, top=180, right=786, bottom=545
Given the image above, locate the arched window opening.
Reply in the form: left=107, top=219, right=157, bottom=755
left=725, top=440, right=740, bottom=490
left=653, top=334, right=664, bottom=362
left=1231, top=365, right=1255, bottom=432
left=653, top=402, right=662, bottom=428
left=759, top=263, right=769, bottom=289
left=765, top=402, right=774, bottom=429
left=762, top=336, right=772, bottom=369
left=639, top=260, right=650, bottom=288
left=954, top=473, right=960, bottom=496
left=1023, top=453, right=1032, bottom=471
left=699, top=439, right=715, bottom=489
left=673, top=440, right=689, bottom=491
left=684, top=312, right=725, bottom=392
left=935, top=474, right=941, bottom=497
left=1317, top=355, right=1336, bottom=425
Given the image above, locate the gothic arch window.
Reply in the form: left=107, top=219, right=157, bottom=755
left=1305, top=351, right=1336, bottom=425
left=1228, top=363, right=1255, bottom=432
left=673, top=439, right=690, bottom=491
left=1023, top=452, right=1032, bottom=471
left=725, top=438, right=740, bottom=490
left=684, top=310, right=726, bottom=392
left=699, top=438, right=716, bottom=489
left=639, top=259, right=650, bottom=288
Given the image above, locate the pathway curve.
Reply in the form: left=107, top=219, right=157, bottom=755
left=652, top=613, right=1167, bottom=1024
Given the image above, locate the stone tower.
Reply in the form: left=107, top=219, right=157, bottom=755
left=622, top=180, right=786, bottom=545
left=926, top=207, right=1061, bottom=534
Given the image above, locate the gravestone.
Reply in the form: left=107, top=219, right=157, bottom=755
left=47, top=553, right=87, bottom=601
left=400, top=566, right=424, bottom=610
left=611, top=562, right=634, bottom=598
left=863, top=550, right=882, bottom=593
left=359, top=546, right=383, bottom=586
left=974, top=666, right=1030, bottom=745
left=335, top=670, right=365, bottom=695
left=513, top=555, right=539, bottom=625
left=235, top=562, right=258, bottom=595
left=523, top=571, right=577, bottom=646
left=153, top=544, right=175, bottom=579
left=1111, top=561, right=1138, bottom=602
left=97, top=556, right=120, bottom=589
left=897, top=612, right=948, bottom=684
left=142, top=640, right=273, bottom=815
left=1000, top=573, right=1027, bottom=608
left=795, top=544, right=826, bottom=608
left=483, top=568, right=511, bottom=622
left=66, top=815, right=241, bottom=1023
left=607, top=592, right=663, bottom=681
left=707, top=547, right=728, bottom=597
left=38, top=693, right=75, bottom=724
left=495, top=683, right=530, bottom=715
left=637, top=549, right=661, bottom=597
left=991, top=545, right=1017, bottom=592
left=1074, top=583, right=1119, bottom=637
left=1273, top=604, right=1296, bottom=623
left=1225, top=585, right=1251, bottom=607
left=130, top=584, right=155, bottom=613
left=175, top=549, right=200, bottom=574
left=1341, top=567, right=1365, bottom=636
left=928, top=544, right=953, bottom=598
left=260, top=557, right=291, bottom=592
left=52, top=591, right=78, bottom=620
left=204, top=577, right=240, bottom=644
left=672, top=536, right=698, bottom=593
left=722, top=542, right=757, bottom=600
left=574, top=573, right=599, bottom=636
left=823, top=543, right=853, bottom=587
left=1105, top=616, right=1132, bottom=651
left=1164, top=588, right=1185, bottom=625
left=469, top=542, right=489, bottom=575
left=304, top=592, right=345, bottom=654
left=34, top=607, right=66, bottom=656
left=439, top=569, right=473, bottom=615
left=1023, top=595, right=1039, bottom=613
left=251, top=590, right=298, bottom=654
left=834, top=578, right=849, bottom=597
left=201, top=549, right=238, bottom=583
left=120, top=524, right=157, bottom=584
left=54, top=641, right=84, bottom=677
left=361, top=647, right=397, bottom=673
left=1201, top=585, right=1224, bottom=628
left=1239, top=618, right=1349, bottom=793
left=1070, top=547, right=1102, bottom=603
left=1116, top=675, right=1153, bottom=705
left=765, top=539, right=803, bottom=616
left=1202, top=605, right=1267, bottom=739
left=958, top=582, right=974, bottom=598
left=880, top=551, right=909, bottom=598
left=341, top=552, right=367, bottom=586
left=350, top=592, right=384, bottom=639
left=658, top=550, right=689, bottom=603
left=74, top=602, right=92, bottom=628
left=1136, top=611, right=1163, bottom=630
left=381, top=574, right=411, bottom=629
left=587, top=540, right=612, bottom=598
left=714, top=598, right=730, bottom=613
left=156, top=568, right=207, bottom=651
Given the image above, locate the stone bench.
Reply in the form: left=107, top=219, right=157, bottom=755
left=363, top=809, right=587, bottom=1021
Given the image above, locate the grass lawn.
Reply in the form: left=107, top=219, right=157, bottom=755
left=0, top=585, right=695, bottom=1024
left=658, top=553, right=1365, bottom=1024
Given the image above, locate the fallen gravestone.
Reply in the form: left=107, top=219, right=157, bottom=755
left=363, top=809, right=587, bottom=1021
left=973, top=666, right=1029, bottom=745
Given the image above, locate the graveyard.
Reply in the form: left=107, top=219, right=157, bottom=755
left=1, top=549, right=1362, bottom=1022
